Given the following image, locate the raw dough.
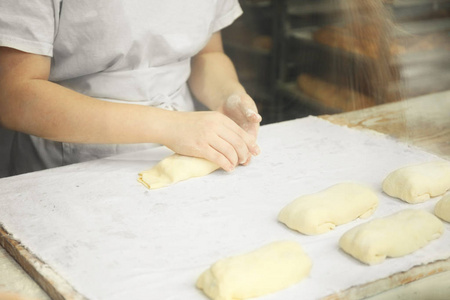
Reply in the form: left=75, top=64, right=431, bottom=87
left=278, top=183, right=378, bottom=235
left=196, top=241, right=312, bottom=300
left=339, top=209, right=444, bottom=265
left=435, top=194, right=450, bottom=222
left=382, top=161, right=450, bottom=203
left=138, top=154, right=219, bottom=189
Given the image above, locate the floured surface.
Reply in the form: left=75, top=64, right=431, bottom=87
left=0, top=116, right=449, bottom=300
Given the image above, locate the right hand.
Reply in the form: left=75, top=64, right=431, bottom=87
left=161, top=111, right=260, bottom=172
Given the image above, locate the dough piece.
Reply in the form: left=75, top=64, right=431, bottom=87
left=278, top=183, right=378, bottom=235
left=138, top=154, right=219, bottom=189
left=382, top=161, right=450, bottom=203
left=435, top=194, right=450, bottom=222
left=339, top=209, right=444, bottom=265
left=196, top=241, right=311, bottom=300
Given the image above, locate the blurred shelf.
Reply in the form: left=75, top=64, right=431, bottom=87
left=223, top=41, right=272, bottom=56
left=276, top=81, right=341, bottom=115
left=241, top=0, right=272, bottom=8
left=286, top=0, right=450, bottom=18
left=224, top=0, right=450, bottom=123
left=394, top=17, right=450, bottom=35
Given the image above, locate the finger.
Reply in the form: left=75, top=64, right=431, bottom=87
left=246, top=122, right=260, bottom=139
left=218, top=127, right=251, bottom=165
left=244, top=107, right=262, bottom=123
left=224, top=119, right=260, bottom=157
left=241, top=155, right=252, bottom=166
left=202, top=144, right=235, bottom=172
left=238, top=94, right=262, bottom=122
left=210, top=135, right=240, bottom=170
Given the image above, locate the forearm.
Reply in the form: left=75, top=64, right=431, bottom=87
left=0, top=78, right=171, bottom=144
left=188, top=51, right=246, bottom=111
left=0, top=46, right=258, bottom=171
left=0, top=77, right=257, bottom=171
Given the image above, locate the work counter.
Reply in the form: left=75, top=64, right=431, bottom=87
left=0, top=90, right=449, bottom=300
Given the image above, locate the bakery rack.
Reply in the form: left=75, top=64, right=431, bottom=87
left=222, top=0, right=450, bottom=123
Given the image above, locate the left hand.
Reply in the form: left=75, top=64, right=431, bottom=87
left=218, top=93, right=262, bottom=164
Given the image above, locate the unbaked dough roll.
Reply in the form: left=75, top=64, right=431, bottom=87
left=382, top=161, right=450, bottom=203
left=435, top=194, right=450, bottom=222
left=138, top=154, right=219, bottom=189
left=339, top=209, right=444, bottom=265
left=196, top=241, right=312, bottom=300
left=278, top=183, right=378, bottom=235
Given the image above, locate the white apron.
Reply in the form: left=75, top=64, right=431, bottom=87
left=0, top=0, right=242, bottom=175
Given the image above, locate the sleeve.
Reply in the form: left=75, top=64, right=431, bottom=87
left=211, top=0, right=243, bottom=33
left=0, top=0, right=60, bottom=56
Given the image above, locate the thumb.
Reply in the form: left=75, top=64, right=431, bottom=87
left=237, top=94, right=262, bottom=123
left=244, top=107, right=262, bottom=123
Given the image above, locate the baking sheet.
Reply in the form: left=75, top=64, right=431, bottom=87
left=0, top=116, right=449, bottom=300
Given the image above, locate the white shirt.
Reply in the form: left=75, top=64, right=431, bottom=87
left=0, top=0, right=242, bottom=175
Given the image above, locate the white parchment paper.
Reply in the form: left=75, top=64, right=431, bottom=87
left=0, top=116, right=449, bottom=300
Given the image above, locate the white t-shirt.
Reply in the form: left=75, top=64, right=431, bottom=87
left=0, top=0, right=242, bottom=175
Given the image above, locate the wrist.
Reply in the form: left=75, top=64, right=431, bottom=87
left=142, top=107, right=179, bottom=146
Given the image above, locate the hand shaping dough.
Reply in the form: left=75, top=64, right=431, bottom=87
left=278, top=183, right=378, bottom=235
left=435, top=194, right=450, bottom=222
left=339, top=209, right=444, bottom=265
left=196, top=241, right=312, bottom=300
left=138, top=154, right=219, bottom=189
left=382, top=161, right=450, bottom=203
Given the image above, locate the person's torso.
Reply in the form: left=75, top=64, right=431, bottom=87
left=1, top=0, right=242, bottom=175
left=50, top=0, right=220, bottom=109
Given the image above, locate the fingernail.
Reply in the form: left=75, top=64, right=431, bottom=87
left=240, top=157, right=250, bottom=164
left=246, top=109, right=262, bottom=121
left=242, top=157, right=251, bottom=165
left=252, top=145, right=261, bottom=155
left=246, top=108, right=256, bottom=118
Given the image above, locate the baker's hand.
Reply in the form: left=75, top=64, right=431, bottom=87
left=218, top=93, right=262, bottom=138
left=163, top=111, right=260, bottom=172
left=218, top=93, right=262, bottom=164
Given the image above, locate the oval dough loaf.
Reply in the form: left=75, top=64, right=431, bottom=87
left=196, top=241, right=312, bottom=300
left=278, top=183, right=378, bottom=235
left=435, top=194, right=450, bottom=222
left=382, top=161, right=450, bottom=203
left=339, top=209, right=444, bottom=265
left=138, top=154, right=219, bottom=189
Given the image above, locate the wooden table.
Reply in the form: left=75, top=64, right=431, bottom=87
left=321, top=90, right=450, bottom=161
left=0, top=90, right=449, bottom=300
